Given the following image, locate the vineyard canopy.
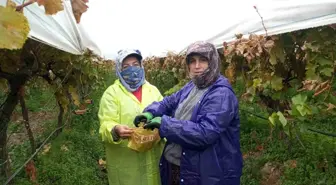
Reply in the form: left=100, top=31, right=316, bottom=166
left=1, top=0, right=336, bottom=59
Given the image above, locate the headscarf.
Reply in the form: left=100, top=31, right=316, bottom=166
left=115, top=49, right=146, bottom=92
left=186, top=41, right=220, bottom=89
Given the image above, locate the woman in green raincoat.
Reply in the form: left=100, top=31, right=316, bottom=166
left=98, top=49, right=164, bottom=185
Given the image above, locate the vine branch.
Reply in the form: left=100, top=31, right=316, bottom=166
left=253, top=5, right=268, bottom=36
left=16, top=0, right=35, bottom=12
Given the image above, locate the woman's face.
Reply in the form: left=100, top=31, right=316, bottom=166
left=122, top=56, right=140, bottom=71
left=188, top=54, right=209, bottom=77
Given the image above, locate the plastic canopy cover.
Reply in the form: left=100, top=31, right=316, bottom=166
left=1, top=0, right=336, bottom=59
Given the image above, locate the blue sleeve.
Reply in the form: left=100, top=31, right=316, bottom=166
left=158, top=87, right=239, bottom=150
left=143, top=82, right=191, bottom=117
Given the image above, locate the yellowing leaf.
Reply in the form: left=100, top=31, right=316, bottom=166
left=0, top=6, right=30, bottom=49
left=305, top=63, right=319, bottom=80
left=6, top=0, right=17, bottom=10
left=55, top=90, right=70, bottom=113
left=253, top=78, right=262, bottom=88
left=36, top=0, right=64, bottom=15
left=268, top=112, right=278, bottom=126
left=269, top=43, right=285, bottom=65
left=271, top=76, right=283, bottom=91
left=269, top=52, right=277, bottom=65
left=69, top=85, right=81, bottom=106
left=225, top=64, right=236, bottom=83
left=295, top=104, right=312, bottom=116
left=277, top=111, right=287, bottom=127
left=71, top=0, right=89, bottom=23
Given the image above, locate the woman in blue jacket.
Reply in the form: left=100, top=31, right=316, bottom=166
left=134, top=41, right=243, bottom=185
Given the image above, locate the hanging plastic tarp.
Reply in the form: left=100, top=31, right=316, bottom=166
left=0, top=0, right=101, bottom=56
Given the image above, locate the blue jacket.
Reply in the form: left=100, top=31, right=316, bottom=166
left=143, top=75, right=243, bottom=185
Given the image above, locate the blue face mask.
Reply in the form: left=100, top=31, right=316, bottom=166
left=119, top=66, right=145, bottom=90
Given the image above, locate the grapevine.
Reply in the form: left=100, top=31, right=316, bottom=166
left=0, top=0, right=103, bottom=181
left=223, top=25, right=336, bottom=137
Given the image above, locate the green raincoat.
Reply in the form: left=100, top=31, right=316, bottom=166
left=98, top=79, right=164, bottom=185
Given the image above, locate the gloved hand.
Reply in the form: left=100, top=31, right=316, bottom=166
left=133, top=112, right=153, bottom=127
left=144, top=117, right=161, bottom=130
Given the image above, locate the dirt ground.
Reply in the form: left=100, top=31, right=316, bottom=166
left=7, top=110, right=56, bottom=146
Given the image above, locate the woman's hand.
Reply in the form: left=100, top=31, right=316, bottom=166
left=144, top=117, right=161, bottom=130
left=115, top=125, right=134, bottom=138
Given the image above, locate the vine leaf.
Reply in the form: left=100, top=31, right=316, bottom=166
left=55, top=90, right=70, bottom=113
left=0, top=79, right=8, bottom=92
left=305, top=63, right=319, bottom=80
left=6, top=0, right=17, bottom=10
left=316, top=56, right=333, bottom=66
left=36, top=0, right=64, bottom=15
left=69, top=85, right=81, bottom=106
left=277, top=111, right=287, bottom=127
left=292, top=94, right=307, bottom=105
left=0, top=6, right=30, bottom=49
left=320, top=67, right=333, bottom=77
left=291, top=94, right=312, bottom=116
left=71, top=0, right=89, bottom=23
left=268, top=111, right=287, bottom=129
left=271, top=76, right=283, bottom=91
left=269, top=43, right=285, bottom=65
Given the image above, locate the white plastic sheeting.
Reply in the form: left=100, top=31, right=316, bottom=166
left=0, top=0, right=100, bottom=55
left=80, top=0, right=336, bottom=59
left=206, top=0, right=336, bottom=50
left=1, top=0, right=336, bottom=59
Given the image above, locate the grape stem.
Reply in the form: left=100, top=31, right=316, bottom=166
left=253, top=5, right=268, bottom=36
left=16, top=0, right=34, bottom=12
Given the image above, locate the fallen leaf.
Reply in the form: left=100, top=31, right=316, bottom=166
left=98, top=158, right=107, bottom=170
left=61, top=144, right=69, bottom=152
left=90, top=129, right=95, bottom=136
left=326, top=103, right=336, bottom=111
left=289, top=160, right=297, bottom=168
left=41, top=143, right=51, bottom=155
left=71, top=0, right=89, bottom=23
left=25, top=160, right=37, bottom=183
left=98, top=159, right=106, bottom=165
left=256, top=145, right=264, bottom=151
